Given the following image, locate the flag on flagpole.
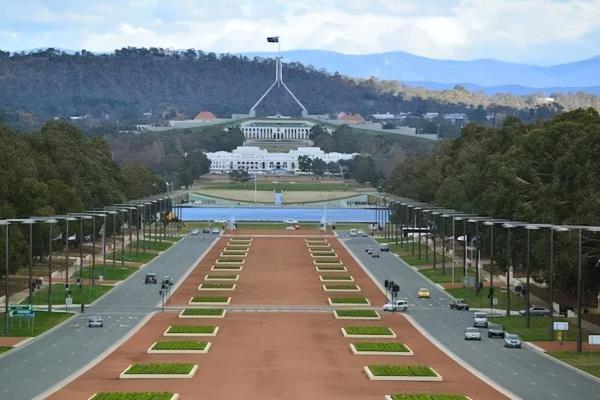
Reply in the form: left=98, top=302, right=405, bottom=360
left=53, top=232, right=63, bottom=241
left=68, top=234, right=77, bottom=241
left=267, top=36, right=279, bottom=43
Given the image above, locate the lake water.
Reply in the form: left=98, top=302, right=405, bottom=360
left=182, top=206, right=379, bottom=222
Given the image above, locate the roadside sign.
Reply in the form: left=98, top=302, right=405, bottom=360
left=66, top=297, right=73, bottom=306
left=589, top=335, right=600, bottom=345
left=10, top=304, right=32, bottom=316
left=553, top=321, right=569, bottom=331
left=492, top=297, right=499, bottom=306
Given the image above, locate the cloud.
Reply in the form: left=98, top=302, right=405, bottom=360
left=2, top=0, right=600, bottom=64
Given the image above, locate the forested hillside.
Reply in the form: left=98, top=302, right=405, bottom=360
left=0, top=47, right=580, bottom=132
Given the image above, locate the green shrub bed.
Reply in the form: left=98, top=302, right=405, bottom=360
left=330, top=296, right=369, bottom=304
left=369, top=365, right=436, bottom=377
left=213, top=265, right=242, bottom=270
left=389, top=395, right=468, bottom=400
left=354, top=343, right=409, bottom=352
left=206, top=274, right=238, bottom=280
left=125, top=363, right=195, bottom=375
left=321, top=275, right=353, bottom=281
left=91, top=393, right=175, bottom=400
left=335, top=309, right=379, bottom=318
left=181, top=308, right=224, bottom=316
left=167, top=325, right=216, bottom=334
left=190, top=296, right=229, bottom=303
left=313, top=257, right=340, bottom=263
left=152, top=341, right=207, bottom=351
left=325, top=284, right=359, bottom=290
left=316, top=266, right=346, bottom=270
left=345, top=326, right=393, bottom=335
left=200, top=283, right=235, bottom=289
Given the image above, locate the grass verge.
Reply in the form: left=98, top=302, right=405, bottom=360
left=354, top=343, right=409, bottom=352
left=125, top=363, right=194, bottom=375
left=389, top=395, right=468, bottom=400
left=181, top=308, right=224, bottom=316
left=152, top=341, right=207, bottom=351
left=190, top=296, right=229, bottom=303
left=335, top=309, right=379, bottom=318
left=488, top=316, right=591, bottom=341
left=24, top=284, right=112, bottom=305
left=167, top=325, right=216, bottom=334
left=0, top=311, right=72, bottom=337
left=91, top=393, right=175, bottom=400
left=369, top=365, right=436, bottom=377
left=345, top=326, right=393, bottom=335
left=446, top=287, right=527, bottom=310
left=80, top=266, right=138, bottom=281
left=329, top=296, right=369, bottom=305
left=546, top=352, right=600, bottom=378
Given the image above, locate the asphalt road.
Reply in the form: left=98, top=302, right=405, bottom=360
left=340, top=233, right=600, bottom=400
left=0, top=233, right=217, bottom=400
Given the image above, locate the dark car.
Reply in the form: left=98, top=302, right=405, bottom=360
left=145, top=273, right=157, bottom=284
left=450, top=298, right=470, bottom=311
left=202, top=227, right=210, bottom=234
left=488, top=323, right=505, bottom=338
left=519, top=306, right=552, bottom=316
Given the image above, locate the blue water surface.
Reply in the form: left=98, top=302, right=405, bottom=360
left=182, top=207, right=379, bottom=222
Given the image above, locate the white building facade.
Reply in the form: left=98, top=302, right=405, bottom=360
left=206, top=146, right=356, bottom=174
left=241, top=119, right=314, bottom=142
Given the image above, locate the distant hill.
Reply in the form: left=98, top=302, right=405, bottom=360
left=244, top=50, right=600, bottom=95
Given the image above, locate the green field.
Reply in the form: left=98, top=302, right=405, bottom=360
left=374, top=239, right=451, bottom=266
left=152, top=341, right=208, bottom=351
left=0, top=311, right=72, bottom=336
left=91, top=393, right=175, bottom=400
left=329, top=296, right=369, bottom=304
left=24, top=284, right=112, bottom=305
left=167, top=325, right=216, bottom=334
left=81, top=266, right=138, bottom=280
left=345, top=326, right=393, bottom=335
left=125, top=363, right=194, bottom=375
left=195, top=182, right=358, bottom=191
left=137, top=240, right=173, bottom=252
left=335, top=309, right=379, bottom=318
left=368, top=365, right=437, bottom=377
left=115, top=251, right=158, bottom=264
left=547, top=352, right=600, bottom=378
left=446, top=287, right=527, bottom=311
left=419, top=268, right=474, bottom=284
left=0, top=346, right=13, bottom=354
left=488, top=316, right=590, bottom=341
left=354, top=343, right=409, bottom=352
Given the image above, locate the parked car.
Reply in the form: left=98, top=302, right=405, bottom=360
left=504, top=333, right=522, bottom=348
left=211, top=227, right=220, bottom=234
left=88, top=315, right=103, bottom=328
left=380, top=243, right=390, bottom=252
left=202, top=227, right=210, bottom=234
left=473, top=311, right=489, bottom=328
left=349, top=229, right=358, bottom=237
left=519, top=306, right=552, bottom=316
left=450, top=298, right=470, bottom=311
left=383, top=299, right=408, bottom=312
left=144, top=273, right=157, bottom=284
left=488, top=323, right=505, bottom=338
left=371, top=249, right=380, bottom=258
left=190, top=229, right=200, bottom=235
left=465, top=327, right=482, bottom=340
left=418, top=288, right=430, bottom=298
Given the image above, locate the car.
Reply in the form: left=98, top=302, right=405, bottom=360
left=488, top=323, right=505, bottom=338
left=450, top=298, right=470, bottom=311
left=211, top=227, right=220, bottom=234
left=465, top=327, right=482, bottom=340
left=504, top=333, right=522, bottom=348
left=473, top=311, right=489, bottom=328
left=371, top=249, right=380, bottom=258
left=417, top=288, right=430, bottom=298
left=349, top=229, right=358, bottom=237
left=519, top=306, right=552, bottom=316
left=365, top=246, right=372, bottom=254
left=383, top=299, right=408, bottom=312
left=202, top=227, right=210, bottom=234
left=360, top=230, right=369, bottom=237
left=144, top=273, right=157, bottom=284
left=380, top=243, right=390, bottom=252
left=88, top=315, right=103, bottom=328
left=190, top=229, right=200, bottom=235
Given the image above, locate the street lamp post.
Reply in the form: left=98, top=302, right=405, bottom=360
left=1, top=220, right=9, bottom=334
left=525, top=225, right=540, bottom=328
left=503, top=223, right=516, bottom=317
left=46, top=219, right=58, bottom=312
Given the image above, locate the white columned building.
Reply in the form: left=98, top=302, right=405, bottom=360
left=241, top=118, right=314, bottom=144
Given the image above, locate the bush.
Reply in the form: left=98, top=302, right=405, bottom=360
left=345, top=326, right=393, bottom=335
left=369, top=365, right=436, bottom=377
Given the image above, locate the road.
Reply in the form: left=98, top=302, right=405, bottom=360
left=340, top=233, right=600, bottom=400
left=0, top=234, right=217, bottom=400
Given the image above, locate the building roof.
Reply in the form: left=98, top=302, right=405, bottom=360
left=194, top=111, right=217, bottom=120
left=337, top=112, right=366, bottom=124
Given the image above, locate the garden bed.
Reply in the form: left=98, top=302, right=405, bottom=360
left=89, top=393, right=178, bottom=400
left=120, top=363, right=198, bottom=379
left=385, top=395, right=469, bottom=400
left=198, top=282, right=236, bottom=291
left=163, top=325, right=219, bottom=336
left=217, top=255, right=245, bottom=262
left=188, top=296, right=231, bottom=305
left=323, top=284, right=361, bottom=292
left=225, top=245, right=250, bottom=251
left=309, top=250, right=337, bottom=256
left=204, top=274, right=239, bottom=281
left=314, top=260, right=344, bottom=266
left=311, top=255, right=340, bottom=261
left=342, top=326, right=396, bottom=338
left=307, top=244, right=331, bottom=249
left=320, top=275, right=354, bottom=282
left=211, top=265, right=243, bottom=271
left=364, top=365, right=442, bottom=381
left=178, top=308, right=226, bottom=318
left=316, top=266, right=347, bottom=272
left=328, top=296, right=370, bottom=306
left=334, top=309, right=381, bottom=320
left=221, top=251, right=248, bottom=256
left=147, top=341, right=210, bottom=354
left=350, top=342, right=413, bottom=356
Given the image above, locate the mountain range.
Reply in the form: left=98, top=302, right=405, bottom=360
left=244, top=50, right=600, bottom=95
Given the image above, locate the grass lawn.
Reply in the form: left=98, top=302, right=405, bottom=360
left=316, top=266, right=345, bottom=271
left=190, top=296, right=229, bottom=303
left=91, top=393, right=175, bottom=400
left=354, top=343, right=409, bottom=352
left=488, top=316, right=589, bottom=341
left=152, top=341, right=208, bottom=351
left=80, top=266, right=138, bottom=281
left=419, top=268, right=474, bottom=284
left=375, top=240, right=450, bottom=267
left=200, top=283, right=235, bottom=289
left=389, top=395, right=468, bottom=400
left=196, top=182, right=357, bottom=191
left=335, top=309, right=379, bottom=318
left=446, top=287, right=527, bottom=311
left=321, top=275, right=353, bottom=281
left=205, top=274, right=238, bottom=280
left=313, top=258, right=340, bottom=263
left=137, top=240, right=173, bottom=252
left=24, top=284, right=112, bottom=305
left=115, top=251, right=158, bottom=264
left=181, top=308, right=224, bottom=316
left=125, top=363, right=195, bottom=375
left=369, top=365, right=437, bottom=377
left=547, top=352, right=600, bottom=378
left=0, top=311, right=72, bottom=336
left=345, top=326, right=393, bottom=335
left=325, top=284, right=359, bottom=290
left=0, top=346, right=12, bottom=354
left=167, top=325, right=216, bottom=334
left=330, top=296, right=369, bottom=304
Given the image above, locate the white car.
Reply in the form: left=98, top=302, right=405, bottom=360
left=473, top=311, right=488, bottom=328
left=383, top=299, right=408, bottom=312
left=465, top=327, right=482, bottom=340
left=357, top=229, right=365, bottom=236
left=349, top=228, right=358, bottom=237
left=211, top=227, right=220, bottom=234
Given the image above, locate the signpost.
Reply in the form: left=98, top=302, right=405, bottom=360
left=553, top=321, right=569, bottom=331
left=589, top=335, right=600, bottom=345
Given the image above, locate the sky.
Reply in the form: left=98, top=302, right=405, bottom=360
left=1, top=0, right=600, bottom=65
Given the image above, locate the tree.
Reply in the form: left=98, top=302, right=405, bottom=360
left=311, top=158, right=327, bottom=177
left=298, top=155, right=312, bottom=172
left=229, top=169, right=251, bottom=183
left=327, top=161, right=341, bottom=175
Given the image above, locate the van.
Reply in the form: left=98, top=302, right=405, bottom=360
left=350, top=228, right=358, bottom=237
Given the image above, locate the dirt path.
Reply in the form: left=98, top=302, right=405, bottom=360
left=48, top=233, right=508, bottom=400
